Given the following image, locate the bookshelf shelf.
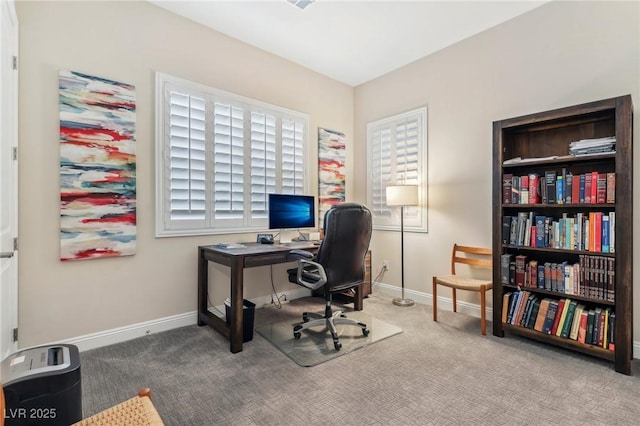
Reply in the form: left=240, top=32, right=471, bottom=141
left=492, top=95, right=633, bottom=375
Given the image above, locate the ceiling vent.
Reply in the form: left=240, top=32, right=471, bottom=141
left=287, top=0, right=315, bottom=10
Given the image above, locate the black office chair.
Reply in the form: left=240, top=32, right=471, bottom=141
left=287, top=203, right=373, bottom=350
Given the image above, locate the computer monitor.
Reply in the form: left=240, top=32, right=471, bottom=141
left=268, top=194, right=315, bottom=242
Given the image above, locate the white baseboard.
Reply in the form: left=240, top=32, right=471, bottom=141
left=372, top=281, right=640, bottom=359
left=61, top=287, right=312, bottom=352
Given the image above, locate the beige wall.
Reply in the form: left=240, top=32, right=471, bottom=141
left=355, top=1, right=640, bottom=332
left=16, top=1, right=354, bottom=347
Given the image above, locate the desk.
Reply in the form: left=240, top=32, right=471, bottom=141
left=198, top=242, right=364, bottom=353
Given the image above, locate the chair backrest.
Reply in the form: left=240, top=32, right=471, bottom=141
left=316, top=203, right=372, bottom=293
left=451, top=244, right=492, bottom=275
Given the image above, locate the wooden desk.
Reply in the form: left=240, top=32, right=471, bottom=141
left=197, top=242, right=364, bottom=353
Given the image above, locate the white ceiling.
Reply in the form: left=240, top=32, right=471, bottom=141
left=150, top=0, right=549, bottom=87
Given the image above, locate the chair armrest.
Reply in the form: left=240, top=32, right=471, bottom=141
left=296, top=259, right=327, bottom=291
left=287, top=249, right=315, bottom=261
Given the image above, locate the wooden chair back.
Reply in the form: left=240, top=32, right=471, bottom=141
left=451, top=244, right=492, bottom=275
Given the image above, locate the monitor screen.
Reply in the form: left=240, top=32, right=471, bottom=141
left=268, top=193, right=315, bottom=230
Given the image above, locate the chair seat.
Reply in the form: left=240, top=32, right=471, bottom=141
left=73, top=394, right=164, bottom=426
left=434, top=275, right=492, bottom=290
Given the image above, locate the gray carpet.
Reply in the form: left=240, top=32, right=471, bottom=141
left=81, top=293, right=640, bottom=425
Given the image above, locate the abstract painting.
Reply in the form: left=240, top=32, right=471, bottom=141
left=59, top=70, right=136, bottom=261
left=318, top=128, right=345, bottom=227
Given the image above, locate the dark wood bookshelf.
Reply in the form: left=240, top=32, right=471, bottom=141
left=492, top=95, right=633, bottom=375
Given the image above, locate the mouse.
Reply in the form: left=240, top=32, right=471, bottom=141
left=259, top=236, right=274, bottom=244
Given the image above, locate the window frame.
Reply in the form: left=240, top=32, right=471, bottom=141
left=155, top=72, right=312, bottom=237
left=366, top=107, right=428, bottom=233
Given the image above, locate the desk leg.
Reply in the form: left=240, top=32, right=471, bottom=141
left=197, top=247, right=207, bottom=326
left=354, top=284, right=363, bottom=311
left=229, top=256, right=244, bottom=353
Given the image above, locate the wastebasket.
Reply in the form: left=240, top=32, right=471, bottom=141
left=225, top=299, right=256, bottom=342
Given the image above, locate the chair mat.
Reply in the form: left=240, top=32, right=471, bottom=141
left=255, top=310, right=403, bottom=367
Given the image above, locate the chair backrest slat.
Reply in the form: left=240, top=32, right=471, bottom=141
left=451, top=243, right=492, bottom=275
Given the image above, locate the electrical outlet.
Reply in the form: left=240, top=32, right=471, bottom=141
left=382, top=260, right=389, bottom=271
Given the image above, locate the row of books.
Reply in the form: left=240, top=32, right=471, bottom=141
left=501, top=253, right=615, bottom=302
left=502, top=291, right=615, bottom=350
left=502, top=170, right=615, bottom=205
left=502, top=211, right=615, bottom=253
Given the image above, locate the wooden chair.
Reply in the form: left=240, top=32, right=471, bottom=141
left=72, top=388, right=164, bottom=425
left=432, top=244, right=492, bottom=335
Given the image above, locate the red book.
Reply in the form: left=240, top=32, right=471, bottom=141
left=590, top=171, right=598, bottom=204
left=584, top=173, right=592, bottom=203
left=596, top=174, right=607, bottom=203
left=551, top=299, right=566, bottom=336
left=515, top=255, right=527, bottom=287
left=577, top=310, right=588, bottom=344
left=572, top=175, right=580, bottom=205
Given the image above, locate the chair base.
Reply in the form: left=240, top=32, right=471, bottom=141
left=293, top=310, right=369, bottom=350
left=392, top=297, right=414, bottom=307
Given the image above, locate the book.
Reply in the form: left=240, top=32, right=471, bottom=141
left=502, top=292, right=512, bottom=323
left=572, top=174, right=580, bottom=204
left=502, top=216, right=512, bottom=245
left=584, top=173, right=592, bottom=203
left=544, top=171, right=556, bottom=204
left=528, top=173, right=540, bottom=204
left=596, top=174, right=607, bottom=203
left=609, top=211, right=615, bottom=253
left=606, top=172, right=615, bottom=203
left=577, top=310, right=589, bottom=344
left=520, top=175, right=529, bottom=204
left=579, top=173, right=586, bottom=203
left=500, top=254, right=513, bottom=285
left=503, top=173, right=513, bottom=204
left=556, top=175, right=564, bottom=204
left=552, top=299, right=568, bottom=336
left=542, top=300, right=559, bottom=335
left=565, top=171, right=572, bottom=203
left=586, top=309, right=596, bottom=344
left=515, top=255, right=527, bottom=287
left=569, top=304, right=585, bottom=340
left=601, top=215, right=610, bottom=253
left=526, top=299, right=541, bottom=329
left=507, top=291, right=520, bottom=324
left=608, top=312, right=616, bottom=351
left=590, top=171, right=598, bottom=203
left=560, top=300, right=578, bottom=338
left=534, top=298, right=551, bottom=332
left=535, top=216, right=546, bottom=248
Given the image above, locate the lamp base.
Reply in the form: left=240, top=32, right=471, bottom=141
left=392, top=297, right=414, bottom=307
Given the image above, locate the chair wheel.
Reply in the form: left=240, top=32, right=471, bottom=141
left=302, top=314, right=309, bottom=322
left=294, top=332, right=301, bottom=340
left=294, top=324, right=302, bottom=340
left=362, top=328, right=369, bottom=337
left=334, top=341, right=342, bottom=350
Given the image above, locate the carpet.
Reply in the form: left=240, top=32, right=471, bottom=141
left=255, top=309, right=403, bottom=367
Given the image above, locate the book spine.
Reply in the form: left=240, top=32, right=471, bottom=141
left=601, top=215, right=610, bottom=253
left=503, top=173, right=513, bottom=204
left=590, top=171, right=598, bottom=204
left=606, top=172, right=615, bottom=203
left=528, top=173, right=540, bottom=204
left=545, top=171, right=556, bottom=204
left=596, top=174, right=607, bottom=204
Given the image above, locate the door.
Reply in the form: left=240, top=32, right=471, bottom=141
left=0, top=0, right=19, bottom=363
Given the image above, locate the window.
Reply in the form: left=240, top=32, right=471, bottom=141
left=367, top=107, right=427, bottom=232
left=155, top=73, right=309, bottom=236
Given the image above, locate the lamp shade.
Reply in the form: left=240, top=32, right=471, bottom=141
left=386, top=185, right=419, bottom=207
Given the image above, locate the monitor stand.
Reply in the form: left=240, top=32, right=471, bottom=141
left=279, top=229, right=294, bottom=244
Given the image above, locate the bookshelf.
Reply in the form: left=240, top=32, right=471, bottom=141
left=492, top=95, right=633, bottom=375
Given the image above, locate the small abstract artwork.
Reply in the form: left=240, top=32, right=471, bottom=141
left=318, top=128, right=346, bottom=227
left=59, top=70, right=136, bottom=261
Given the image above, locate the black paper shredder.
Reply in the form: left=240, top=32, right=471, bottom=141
left=1, top=344, right=82, bottom=425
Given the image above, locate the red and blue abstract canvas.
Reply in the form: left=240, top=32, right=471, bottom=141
left=59, top=70, right=136, bottom=261
left=318, top=128, right=346, bottom=227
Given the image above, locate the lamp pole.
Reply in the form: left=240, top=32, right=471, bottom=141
left=393, top=204, right=414, bottom=306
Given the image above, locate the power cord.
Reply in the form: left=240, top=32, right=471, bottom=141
left=373, top=264, right=388, bottom=284
left=270, top=265, right=286, bottom=309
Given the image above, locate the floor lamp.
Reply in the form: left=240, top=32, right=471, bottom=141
left=386, top=184, right=419, bottom=307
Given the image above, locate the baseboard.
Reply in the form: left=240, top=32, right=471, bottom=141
left=372, top=281, right=640, bottom=359
left=60, top=287, right=311, bottom=352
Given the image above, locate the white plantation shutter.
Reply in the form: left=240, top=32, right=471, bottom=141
left=212, top=102, right=244, bottom=224
left=282, top=117, right=305, bottom=195
left=249, top=112, right=277, bottom=222
left=167, top=91, right=207, bottom=227
left=367, top=107, right=427, bottom=232
left=156, top=73, right=310, bottom=236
